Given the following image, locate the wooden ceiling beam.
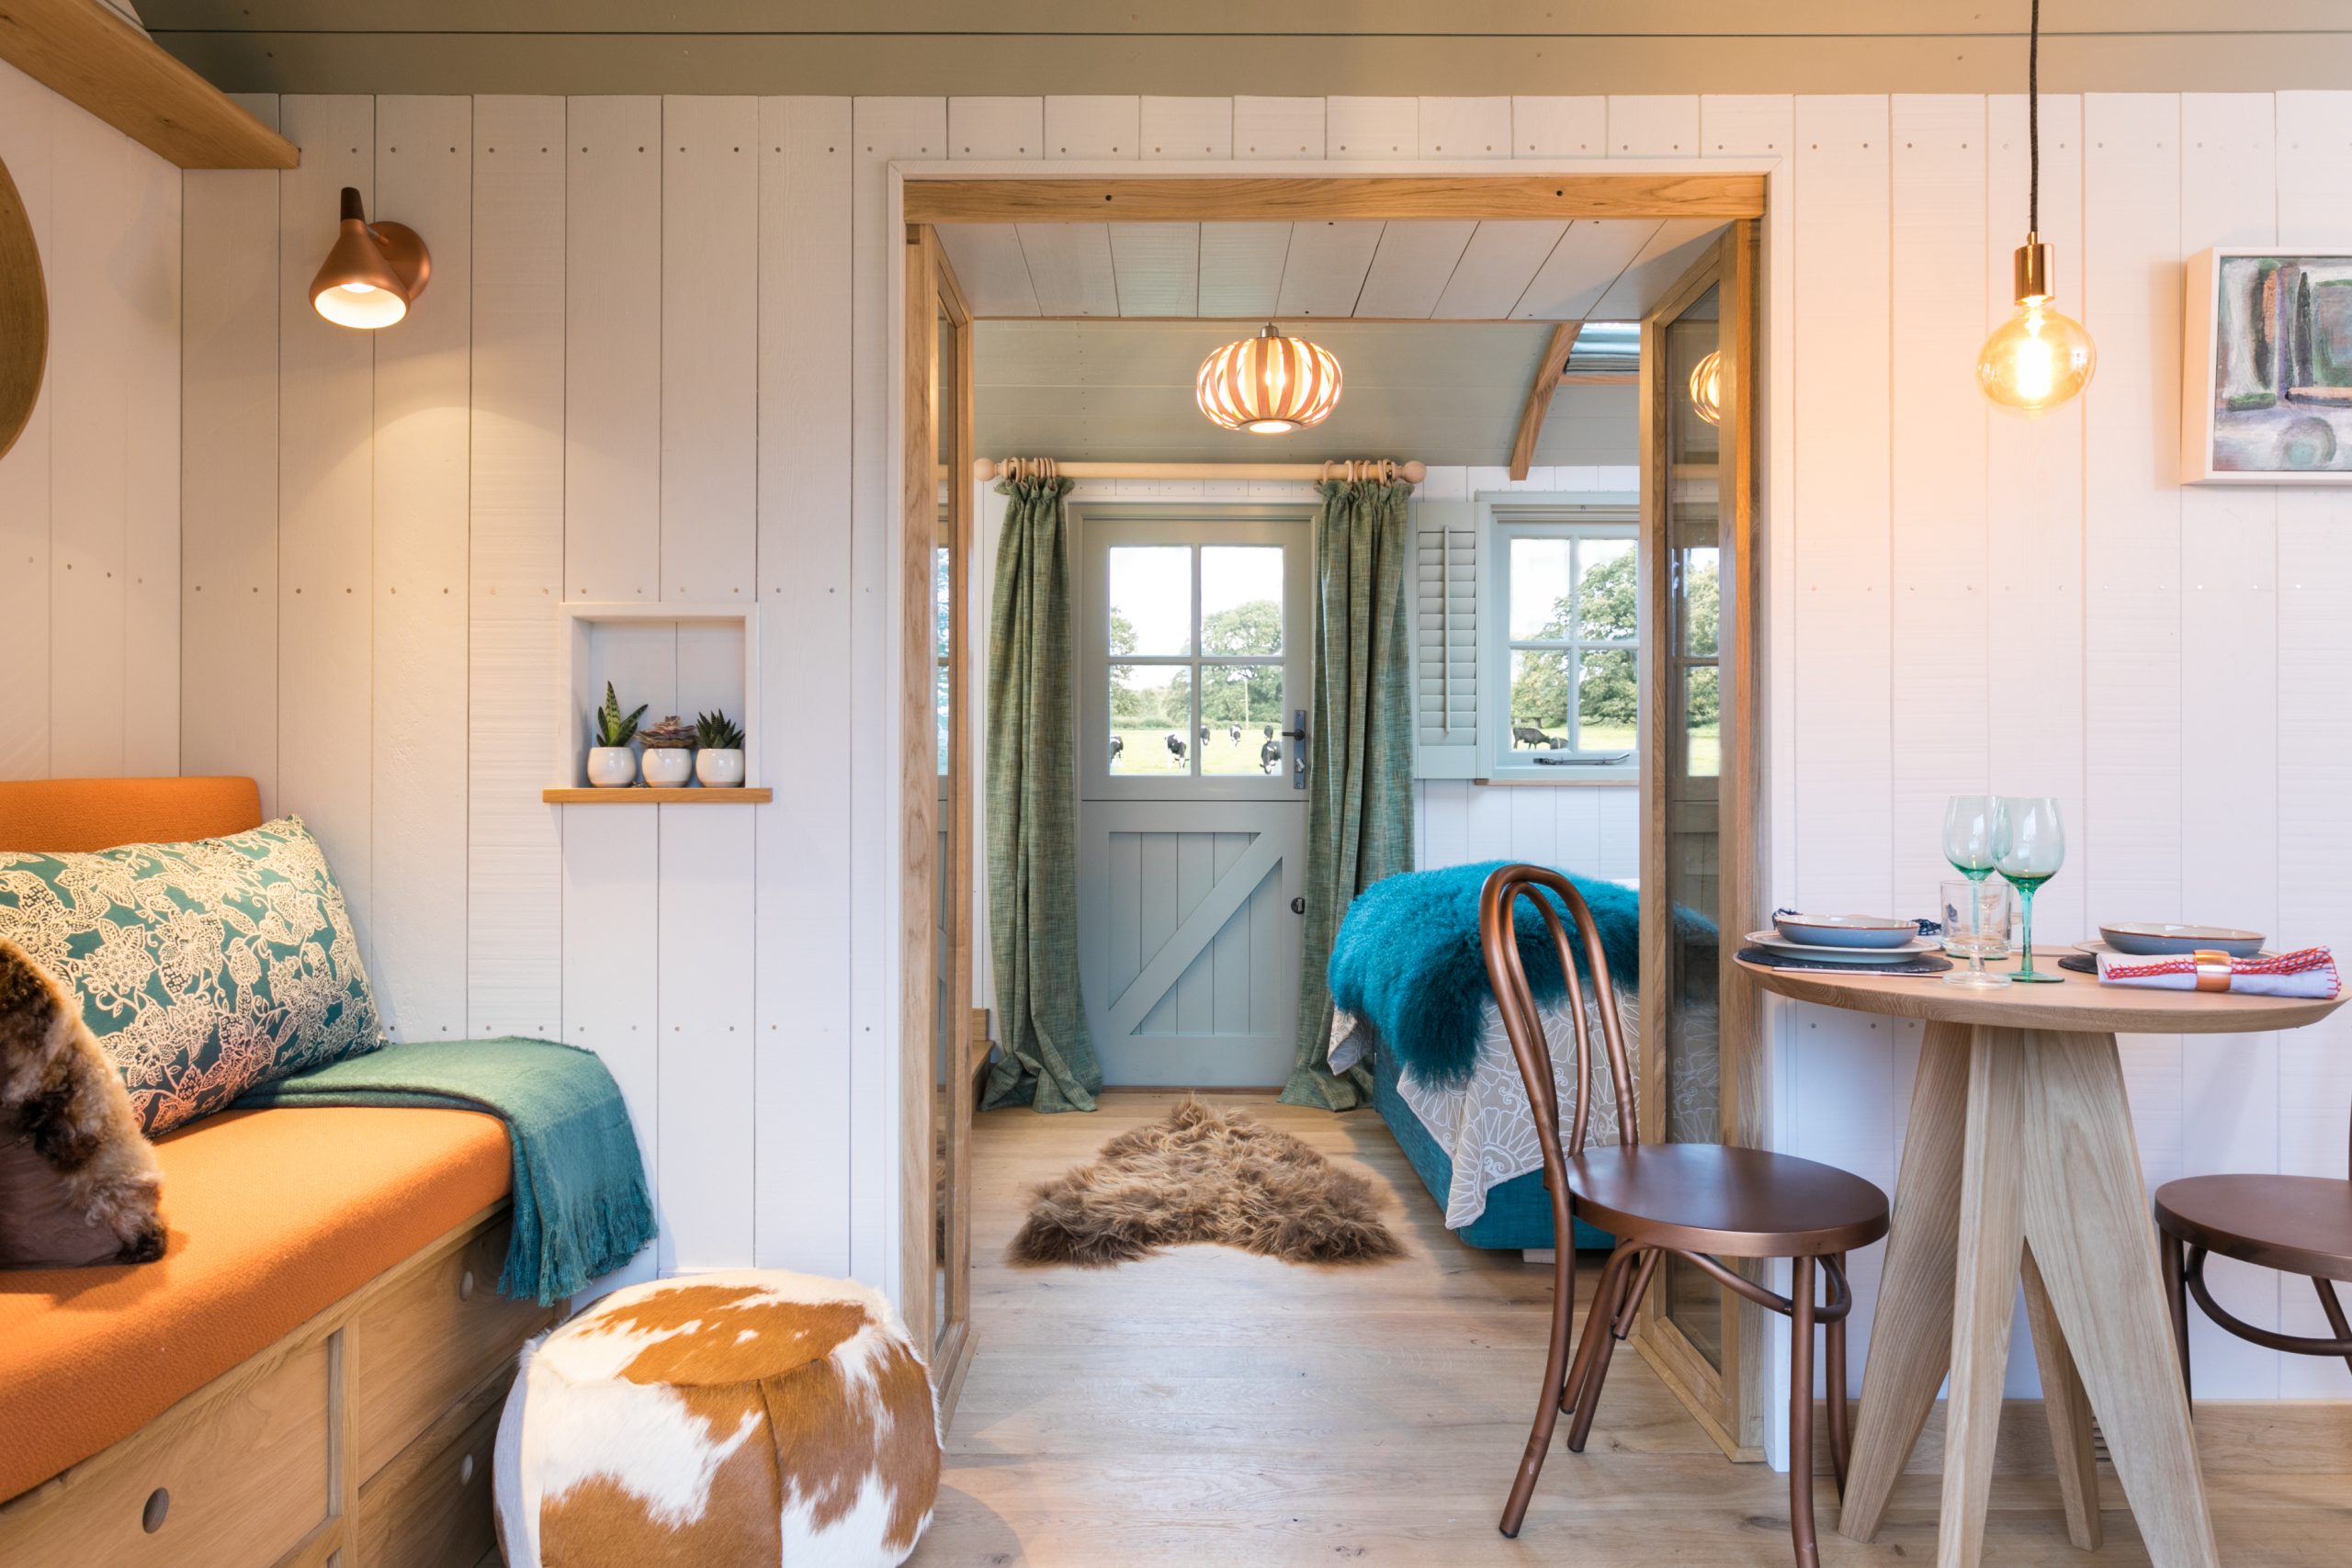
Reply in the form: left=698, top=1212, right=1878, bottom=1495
left=902, top=175, right=1763, bottom=226
left=0, top=0, right=296, bottom=169
left=1508, top=321, right=1584, bottom=481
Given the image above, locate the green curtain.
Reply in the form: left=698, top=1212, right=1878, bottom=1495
left=1283, top=479, right=1418, bottom=1110
left=982, top=474, right=1102, bottom=1113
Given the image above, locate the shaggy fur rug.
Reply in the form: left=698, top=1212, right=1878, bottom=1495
left=1009, top=1100, right=1403, bottom=1268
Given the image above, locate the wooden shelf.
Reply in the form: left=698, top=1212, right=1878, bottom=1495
left=0, top=0, right=297, bottom=169
left=543, top=787, right=772, bottom=805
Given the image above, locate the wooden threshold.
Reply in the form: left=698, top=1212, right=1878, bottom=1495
left=0, top=0, right=296, bottom=169
left=903, top=173, right=1765, bottom=225
left=542, top=786, right=772, bottom=805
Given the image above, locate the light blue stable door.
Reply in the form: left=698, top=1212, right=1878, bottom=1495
left=1076, top=510, right=1312, bottom=1087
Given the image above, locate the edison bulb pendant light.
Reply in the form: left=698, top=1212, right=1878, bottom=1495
left=1977, top=0, right=2094, bottom=413
left=1976, top=234, right=2096, bottom=413
left=1196, top=323, right=1342, bottom=434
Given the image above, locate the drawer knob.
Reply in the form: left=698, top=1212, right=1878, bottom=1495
left=458, top=1454, right=476, bottom=1488
left=458, top=1269, right=476, bottom=1302
left=141, top=1488, right=170, bottom=1533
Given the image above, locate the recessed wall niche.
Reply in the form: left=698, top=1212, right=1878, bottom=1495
left=549, top=603, right=767, bottom=803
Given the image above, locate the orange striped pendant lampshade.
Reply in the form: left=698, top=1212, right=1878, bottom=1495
left=1195, top=323, right=1342, bottom=434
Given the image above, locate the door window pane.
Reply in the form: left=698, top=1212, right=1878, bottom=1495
left=1508, top=649, right=1570, bottom=750
left=1200, top=667, right=1284, bottom=773
left=1508, top=536, right=1573, bottom=640
left=1200, top=547, right=1284, bottom=656
left=1109, top=664, right=1193, bottom=773
left=1685, top=666, right=1721, bottom=777
left=1108, top=546, right=1192, bottom=656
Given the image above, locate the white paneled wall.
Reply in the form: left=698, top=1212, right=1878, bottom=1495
left=168, top=91, right=2352, bottom=1410
left=0, top=62, right=180, bottom=783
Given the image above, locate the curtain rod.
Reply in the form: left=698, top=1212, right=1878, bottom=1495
left=971, top=457, right=1426, bottom=483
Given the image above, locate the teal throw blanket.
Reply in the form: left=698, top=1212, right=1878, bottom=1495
left=1327, top=862, right=1706, bottom=1090
left=234, top=1036, right=656, bottom=1305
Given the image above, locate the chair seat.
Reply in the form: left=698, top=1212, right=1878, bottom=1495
left=1566, top=1144, right=1889, bottom=1258
left=2156, top=1175, right=2352, bottom=1283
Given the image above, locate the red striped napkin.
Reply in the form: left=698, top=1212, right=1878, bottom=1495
left=2096, top=946, right=2340, bottom=999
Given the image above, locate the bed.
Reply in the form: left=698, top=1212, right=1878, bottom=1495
left=1326, top=864, right=1721, bottom=1253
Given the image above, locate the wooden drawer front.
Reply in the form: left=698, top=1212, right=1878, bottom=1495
left=349, top=1213, right=557, bottom=1480
left=0, top=1333, right=330, bottom=1568
left=356, top=1391, right=503, bottom=1568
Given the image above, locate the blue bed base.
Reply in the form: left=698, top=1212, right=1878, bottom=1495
left=1369, top=1038, right=1611, bottom=1252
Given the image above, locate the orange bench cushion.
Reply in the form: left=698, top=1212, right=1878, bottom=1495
left=0, top=1105, right=511, bottom=1503
left=0, top=775, right=263, bottom=852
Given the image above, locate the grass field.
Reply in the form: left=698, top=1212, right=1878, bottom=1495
left=1108, top=724, right=1283, bottom=776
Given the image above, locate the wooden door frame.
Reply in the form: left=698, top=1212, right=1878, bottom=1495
left=889, top=164, right=1781, bottom=1447
left=1632, top=223, right=1769, bottom=1460
left=900, top=226, right=978, bottom=1408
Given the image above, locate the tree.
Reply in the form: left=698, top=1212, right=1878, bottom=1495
left=1502, top=547, right=1721, bottom=739
left=1201, top=599, right=1282, bottom=657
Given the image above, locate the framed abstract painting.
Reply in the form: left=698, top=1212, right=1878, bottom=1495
left=2185, top=248, right=2352, bottom=483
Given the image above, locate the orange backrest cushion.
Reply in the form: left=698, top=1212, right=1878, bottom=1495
left=0, top=776, right=264, bottom=852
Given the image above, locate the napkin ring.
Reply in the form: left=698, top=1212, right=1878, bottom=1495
left=2191, top=949, right=2233, bottom=992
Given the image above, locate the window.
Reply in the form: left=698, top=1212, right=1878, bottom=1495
left=1487, top=509, right=1639, bottom=778
left=1104, top=542, right=1288, bottom=780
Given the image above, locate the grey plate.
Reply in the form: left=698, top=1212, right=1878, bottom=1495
left=1746, top=931, right=1945, bottom=964
left=2098, top=923, right=2267, bottom=959
left=1770, top=913, right=1919, bottom=949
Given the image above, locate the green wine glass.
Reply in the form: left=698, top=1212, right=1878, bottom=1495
left=1996, top=796, right=2065, bottom=984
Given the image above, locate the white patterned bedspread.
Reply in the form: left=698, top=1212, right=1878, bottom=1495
left=1329, top=986, right=1718, bottom=1231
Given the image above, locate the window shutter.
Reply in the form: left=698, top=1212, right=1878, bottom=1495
left=1412, top=499, right=1478, bottom=778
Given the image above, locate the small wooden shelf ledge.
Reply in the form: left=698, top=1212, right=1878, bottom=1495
left=543, top=787, right=772, bottom=806
left=0, top=0, right=298, bottom=169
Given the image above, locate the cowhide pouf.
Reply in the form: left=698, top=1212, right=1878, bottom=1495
left=495, top=1269, right=941, bottom=1567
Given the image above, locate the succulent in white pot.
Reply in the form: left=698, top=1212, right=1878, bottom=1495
left=694, top=710, right=746, bottom=787
left=587, top=682, right=645, bottom=787
left=637, top=715, right=695, bottom=786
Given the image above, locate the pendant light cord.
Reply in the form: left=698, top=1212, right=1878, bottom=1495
left=2029, top=0, right=2041, bottom=233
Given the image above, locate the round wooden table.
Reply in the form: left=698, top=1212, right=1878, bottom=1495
left=1738, top=952, right=2344, bottom=1568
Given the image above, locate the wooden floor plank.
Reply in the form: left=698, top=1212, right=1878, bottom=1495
left=916, top=1089, right=2352, bottom=1567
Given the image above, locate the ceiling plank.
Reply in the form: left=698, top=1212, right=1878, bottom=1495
left=1274, top=220, right=1384, bottom=319
left=1590, top=217, right=1724, bottom=317
left=903, top=174, right=1765, bottom=225
left=1511, top=218, right=1661, bottom=319
left=1432, top=220, right=1566, bottom=318
left=1352, top=220, right=1476, bottom=317
left=1015, top=222, right=1119, bottom=315
left=936, top=223, right=1040, bottom=316
left=0, top=0, right=295, bottom=168
left=1509, top=320, right=1583, bottom=480
left=1197, top=221, right=1288, bottom=317
left=1107, top=221, right=1199, bottom=316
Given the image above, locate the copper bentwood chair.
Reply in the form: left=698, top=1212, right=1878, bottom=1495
left=2156, top=1101, right=2352, bottom=1393
left=1479, top=865, right=1891, bottom=1567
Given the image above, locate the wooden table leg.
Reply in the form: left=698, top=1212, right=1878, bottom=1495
left=2022, top=1242, right=2104, bottom=1550
left=1937, top=1026, right=2029, bottom=1568
left=1838, top=1021, right=1970, bottom=1540
left=2015, top=1030, right=2219, bottom=1568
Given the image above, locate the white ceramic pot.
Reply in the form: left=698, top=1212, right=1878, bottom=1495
left=640, top=748, right=694, bottom=787
left=695, top=748, right=745, bottom=788
left=586, top=747, right=637, bottom=788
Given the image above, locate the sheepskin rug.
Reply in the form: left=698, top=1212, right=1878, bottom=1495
left=1009, top=1100, right=1402, bottom=1268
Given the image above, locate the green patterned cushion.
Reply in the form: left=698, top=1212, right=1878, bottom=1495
left=0, top=817, right=382, bottom=1135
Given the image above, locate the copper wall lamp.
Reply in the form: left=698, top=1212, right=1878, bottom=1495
left=310, top=186, right=430, bottom=329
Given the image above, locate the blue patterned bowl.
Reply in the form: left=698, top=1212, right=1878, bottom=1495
left=1771, top=913, right=1919, bottom=950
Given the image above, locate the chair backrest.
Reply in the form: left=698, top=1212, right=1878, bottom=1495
left=1477, top=863, right=1636, bottom=1161
left=0, top=776, right=263, bottom=852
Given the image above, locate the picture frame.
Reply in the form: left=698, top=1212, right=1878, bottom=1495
left=2183, top=247, right=2352, bottom=484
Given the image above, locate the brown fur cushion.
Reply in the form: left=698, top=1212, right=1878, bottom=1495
left=1010, top=1100, right=1403, bottom=1268
left=0, top=935, right=164, bottom=1268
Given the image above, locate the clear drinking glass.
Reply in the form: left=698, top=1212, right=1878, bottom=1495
left=1939, top=878, right=2014, bottom=989
left=1996, top=796, right=2066, bottom=985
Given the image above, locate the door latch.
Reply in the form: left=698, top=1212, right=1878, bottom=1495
left=1281, top=709, right=1308, bottom=791
left=1290, top=897, right=1306, bottom=915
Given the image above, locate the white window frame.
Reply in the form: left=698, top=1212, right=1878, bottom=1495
left=1480, top=497, right=1641, bottom=782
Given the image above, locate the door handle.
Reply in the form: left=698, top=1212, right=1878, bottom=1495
left=1282, top=709, right=1307, bottom=791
